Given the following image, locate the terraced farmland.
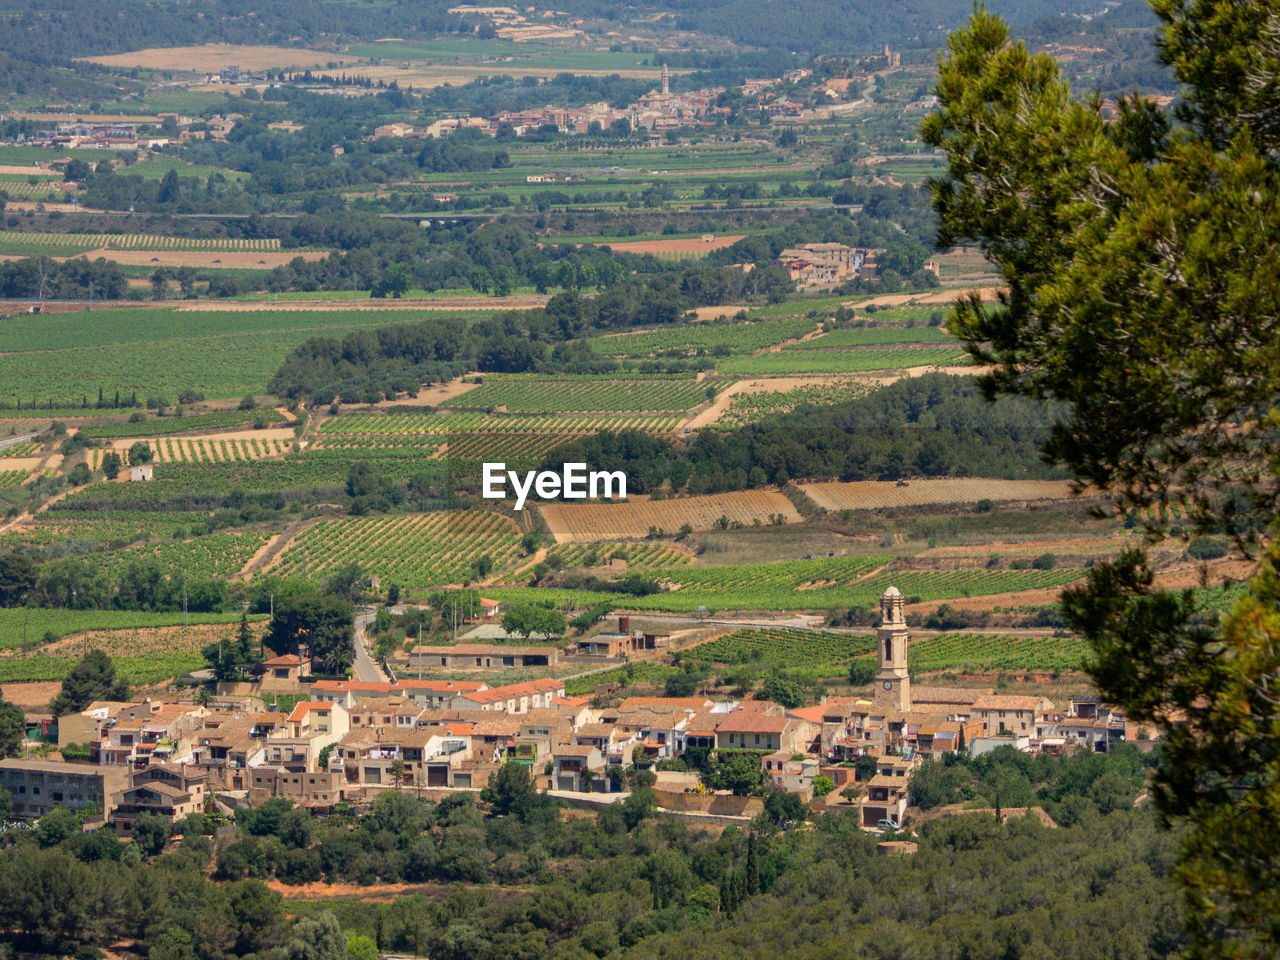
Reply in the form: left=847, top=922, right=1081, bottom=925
left=270, top=510, right=522, bottom=586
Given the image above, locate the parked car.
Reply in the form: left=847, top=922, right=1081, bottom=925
left=877, top=818, right=899, bottom=832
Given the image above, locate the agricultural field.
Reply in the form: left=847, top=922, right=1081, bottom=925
left=89, top=429, right=297, bottom=466
left=451, top=377, right=723, bottom=413
left=0, top=441, right=42, bottom=457
left=98, top=531, right=274, bottom=580
left=800, top=478, right=1081, bottom=512
left=584, top=234, right=746, bottom=260
left=907, top=632, right=1091, bottom=675
left=270, top=510, right=522, bottom=587
left=792, top=326, right=957, bottom=348
left=718, top=344, right=969, bottom=375
left=0, top=608, right=247, bottom=652
left=715, top=378, right=873, bottom=428
left=0, top=230, right=284, bottom=253
left=683, top=627, right=876, bottom=669
left=590, top=317, right=816, bottom=357
left=319, top=412, right=683, bottom=436
left=619, top=560, right=1086, bottom=612
left=438, top=433, right=566, bottom=465
left=0, top=511, right=217, bottom=551
left=540, top=489, right=802, bottom=542
left=545, top=541, right=695, bottom=571
left=0, top=307, right=464, bottom=405
left=78, top=407, right=288, bottom=439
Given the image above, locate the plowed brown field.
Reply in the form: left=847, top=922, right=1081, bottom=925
left=800, top=477, right=1081, bottom=511
left=540, top=488, right=801, bottom=542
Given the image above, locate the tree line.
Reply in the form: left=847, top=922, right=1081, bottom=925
left=543, top=374, right=1068, bottom=494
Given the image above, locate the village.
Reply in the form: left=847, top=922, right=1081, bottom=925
left=0, top=588, right=1153, bottom=840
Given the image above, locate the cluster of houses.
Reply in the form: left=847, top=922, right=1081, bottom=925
left=773, top=242, right=879, bottom=287
left=0, top=589, right=1148, bottom=834
left=372, top=65, right=722, bottom=141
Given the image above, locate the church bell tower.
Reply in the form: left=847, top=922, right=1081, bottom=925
left=874, top=585, right=911, bottom=713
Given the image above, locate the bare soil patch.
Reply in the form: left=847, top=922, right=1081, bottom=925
left=801, top=478, right=1082, bottom=512
left=590, top=235, right=745, bottom=256
left=688, top=304, right=747, bottom=321
left=844, top=285, right=1006, bottom=311
left=82, top=44, right=360, bottom=72
left=380, top=377, right=481, bottom=408
left=0, top=681, right=58, bottom=710
left=74, top=249, right=329, bottom=269
left=540, top=488, right=800, bottom=543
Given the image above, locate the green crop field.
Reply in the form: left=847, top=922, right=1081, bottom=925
left=1, top=511, right=218, bottom=551
left=589, top=318, right=816, bottom=357
left=452, top=376, right=724, bottom=413
left=618, top=560, right=1085, bottom=612
left=791, top=326, right=957, bottom=348
left=98, top=531, right=274, bottom=581
left=546, top=541, right=694, bottom=571
left=718, top=345, right=969, bottom=375
left=0, top=307, right=488, bottom=404
left=271, top=510, right=521, bottom=587
left=0, top=608, right=247, bottom=651
left=716, top=379, right=873, bottom=428
left=319, top=411, right=682, bottom=436
left=0, top=230, right=283, bottom=253
left=79, top=407, right=287, bottom=439
left=684, top=626, right=877, bottom=669
left=907, top=632, right=1091, bottom=674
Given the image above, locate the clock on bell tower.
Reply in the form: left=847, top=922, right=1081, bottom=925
left=873, top=585, right=911, bottom=713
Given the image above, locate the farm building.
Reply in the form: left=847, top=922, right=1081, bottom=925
left=407, top=643, right=559, bottom=670
left=129, top=465, right=153, bottom=481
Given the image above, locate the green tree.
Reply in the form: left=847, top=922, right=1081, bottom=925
left=0, top=550, right=37, bottom=607
left=267, top=593, right=354, bottom=674
left=347, top=935, right=378, bottom=960
left=0, top=699, right=24, bottom=758
left=127, top=441, right=152, bottom=465
left=100, top=451, right=123, bottom=480
left=501, top=603, right=566, bottom=641
left=282, top=912, right=346, bottom=960
left=480, top=761, right=546, bottom=821
left=50, top=649, right=129, bottom=716
left=131, top=812, right=171, bottom=856
left=703, top=751, right=768, bottom=796
left=924, top=6, right=1280, bottom=955
left=758, top=675, right=804, bottom=709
